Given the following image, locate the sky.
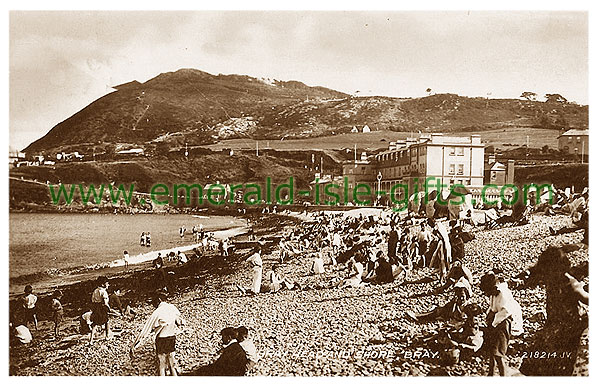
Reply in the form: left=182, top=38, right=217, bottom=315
left=8, top=10, right=588, bottom=151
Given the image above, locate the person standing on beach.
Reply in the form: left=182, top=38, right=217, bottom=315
left=123, top=250, right=130, bottom=270
left=146, top=232, right=152, bottom=248
left=89, top=276, right=113, bottom=344
left=479, top=272, right=523, bottom=376
left=130, top=292, right=184, bottom=376
left=179, top=226, right=186, bottom=240
left=244, top=247, right=263, bottom=294
left=222, top=238, right=230, bottom=258
left=387, top=223, right=399, bottom=262
left=140, top=232, right=146, bottom=247
left=50, top=290, right=63, bottom=339
left=21, top=285, right=38, bottom=331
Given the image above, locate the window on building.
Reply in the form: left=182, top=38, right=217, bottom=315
left=449, top=147, right=455, bottom=155
left=449, top=164, right=455, bottom=175
left=457, top=147, right=464, bottom=156
left=457, top=164, right=464, bottom=175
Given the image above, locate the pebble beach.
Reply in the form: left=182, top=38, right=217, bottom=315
left=9, top=211, right=588, bottom=376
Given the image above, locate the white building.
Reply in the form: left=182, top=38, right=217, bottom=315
left=374, top=133, right=485, bottom=193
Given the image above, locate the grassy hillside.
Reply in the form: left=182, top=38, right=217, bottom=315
left=22, top=68, right=587, bottom=156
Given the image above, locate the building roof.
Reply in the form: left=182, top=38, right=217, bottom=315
left=484, top=162, right=506, bottom=171
left=559, top=129, right=589, bottom=137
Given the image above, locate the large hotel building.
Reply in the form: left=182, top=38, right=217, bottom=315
left=343, top=133, right=485, bottom=196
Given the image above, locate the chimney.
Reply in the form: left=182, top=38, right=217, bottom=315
left=360, top=152, right=367, bottom=161
left=507, top=160, right=515, bottom=184
left=471, top=134, right=481, bottom=144
left=488, top=154, right=496, bottom=165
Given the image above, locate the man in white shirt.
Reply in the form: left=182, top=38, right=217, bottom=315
left=130, top=292, right=184, bottom=376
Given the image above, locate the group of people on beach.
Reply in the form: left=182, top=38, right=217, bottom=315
left=10, top=185, right=588, bottom=376
left=230, top=186, right=588, bottom=376
left=11, top=285, right=64, bottom=343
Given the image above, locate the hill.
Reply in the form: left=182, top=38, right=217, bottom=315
left=23, top=68, right=588, bottom=155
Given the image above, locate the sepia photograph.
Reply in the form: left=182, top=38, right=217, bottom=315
left=7, top=6, right=590, bottom=377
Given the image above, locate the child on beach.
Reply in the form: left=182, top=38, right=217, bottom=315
left=140, top=232, right=146, bottom=247
left=22, top=285, right=38, bottom=331
left=90, top=276, right=113, bottom=344
left=123, top=250, right=130, bottom=269
left=50, top=290, right=63, bottom=339
left=130, top=292, right=184, bottom=376
left=479, top=272, right=523, bottom=376
left=146, top=232, right=151, bottom=247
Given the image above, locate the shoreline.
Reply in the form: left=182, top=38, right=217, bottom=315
left=9, top=215, right=251, bottom=298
